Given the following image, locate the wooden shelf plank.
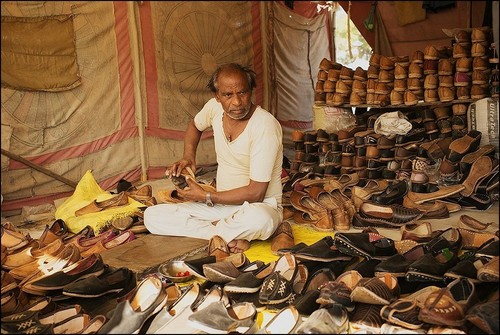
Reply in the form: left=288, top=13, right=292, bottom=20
left=314, top=99, right=476, bottom=109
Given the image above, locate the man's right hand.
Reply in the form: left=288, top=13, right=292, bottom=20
left=168, top=159, right=196, bottom=178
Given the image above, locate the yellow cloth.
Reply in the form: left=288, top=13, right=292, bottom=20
left=244, top=222, right=335, bottom=264
left=55, top=170, right=144, bottom=234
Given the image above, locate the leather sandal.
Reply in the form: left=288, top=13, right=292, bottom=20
left=380, top=285, right=440, bottom=330
left=350, top=273, right=400, bottom=305
left=289, top=191, right=332, bottom=231
left=356, top=202, right=424, bottom=227
left=157, top=182, right=216, bottom=204
left=207, top=235, right=230, bottom=261
left=418, top=278, right=478, bottom=327
left=308, top=186, right=341, bottom=211
left=476, top=169, right=499, bottom=195
left=291, top=190, right=327, bottom=213
left=156, top=189, right=185, bottom=204
left=459, top=144, right=496, bottom=177
left=111, top=216, right=134, bottom=231
left=270, top=221, right=295, bottom=255
left=457, top=228, right=498, bottom=250
left=1, top=225, right=32, bottom=253
left=406, top=248, right=458, bottom=282
left=459, top=214, right=493, bottom=231
left=443, top=192, right=493, bottom=210
left=317, top=270, right=362, bottom=312
left=460, top=155, right=493, bottom=197
left=323, top=173, right=359, bottom=192
left=75, top=192, right=129, bottom=217
left=447, top=130, right=482, bottom=162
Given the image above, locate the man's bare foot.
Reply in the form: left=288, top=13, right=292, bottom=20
left=228, top=239, right=250, bottom=253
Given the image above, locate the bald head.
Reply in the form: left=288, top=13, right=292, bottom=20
left=207, top=63, right=256, bottom=93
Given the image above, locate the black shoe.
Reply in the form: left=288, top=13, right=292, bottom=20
left=333, top=232, right=397, bottom=260
left=62, top=267, right=136, bottom=298
left=294, top=236, right=352, bottom=263
left=443, top=193, right=493, bottom=210
left=372, top=180, right=408, bottom=205
left=406, top=248, right=458, bottom=282
left=395, top=128, right=426, bottom=146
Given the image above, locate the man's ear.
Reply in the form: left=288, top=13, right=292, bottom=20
left=214, top=92, right=221, bottom=103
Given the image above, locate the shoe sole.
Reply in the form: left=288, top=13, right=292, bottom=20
left=294, top=253, right=353, bottom=262
left=477, top=272, right=499, bottom=282
left=406, top=185, right=465, bottom=204
left=374, top=271, right=406, bottom=278
left=334, top=236, right=372, bottom=259
left=380, top=303, right=424, bottom=330
left=352, top=214, right=411, bottom=230
left=202, top=267, right=238, bottom=284
left=405, top=271, right=443, bottom=282
left=223, top=285, right=261, bottom=294
left=29, top=268, right=106, bottom=291
left=259, top=293, right=292, bottom=305
left=62, top=287, right=126, bottom=298
left=443, top=273, right=480, bottom=284
left=351, top=286, right=392, bottom=305
left=186, top=318, right=257, bottom=334
left=460, top=156, right=493, bottom=197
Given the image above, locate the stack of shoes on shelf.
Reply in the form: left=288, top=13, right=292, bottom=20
left=313, top=27, right=494, bottom=109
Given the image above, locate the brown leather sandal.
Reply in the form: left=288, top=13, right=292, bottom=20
left=207, top=235, right=230, bottom=261
left=459, top=214, right=493, bottom=231
left=75, top=192, right=129, bottom=216
left=270, top=221, right=295, bottom=255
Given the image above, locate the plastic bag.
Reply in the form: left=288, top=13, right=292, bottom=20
left=313, top=106, right=356, bottom=133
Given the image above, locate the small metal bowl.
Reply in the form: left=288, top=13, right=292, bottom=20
left=158, top=260, right=193, bottom=283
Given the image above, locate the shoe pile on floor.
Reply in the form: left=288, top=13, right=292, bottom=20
left=2, top=216, right=499, bottom=334
left=1, top=219, right=139, bottom=334
left=105, top=230, right=498, bottom=334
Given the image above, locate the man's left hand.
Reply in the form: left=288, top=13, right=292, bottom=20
left=176, top=175, right=205, bottom=202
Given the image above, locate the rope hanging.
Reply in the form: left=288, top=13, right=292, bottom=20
left=347, top=1, right=353, bottom=58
